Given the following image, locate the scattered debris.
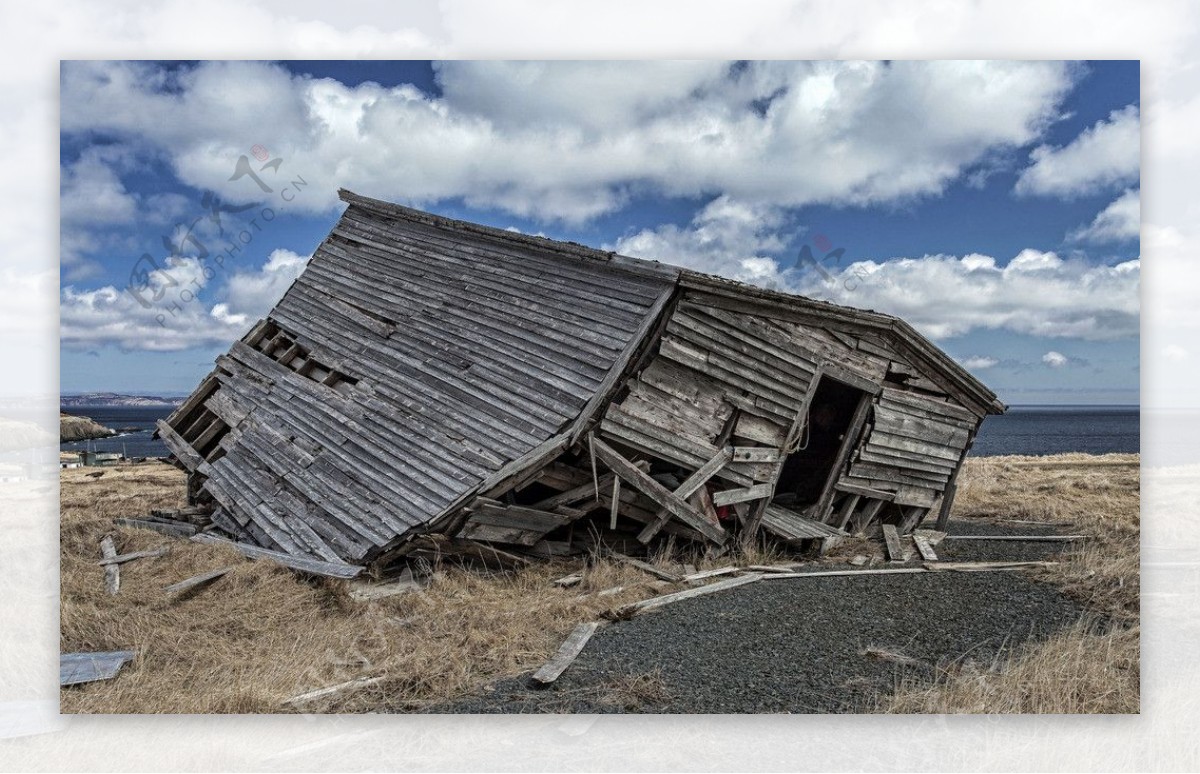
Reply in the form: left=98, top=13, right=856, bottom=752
left=610, top=573, right=763, bottom=619
left=848, top=555, right=869, bottom=566
left=115, top=517, right=197, bottom=538
left=164, top=566, right=235, bottom=597
left=60, top=650, right=136, bottom=687
left=552, top=572, right=584, bottom=588
left=912, top=533, right=939, bottom=562
left=680, top=566, right=741, bottom=583
left=282, top=676, right=385, bottom=707
left=350, top=566, right=427, bottom=602
left=861, top=646, right=922, bottom=667
left=99, top=536, right=120, bottom=595
left=610, top=553, right=683, bottom=583
left=97, top=546, right=170, bottom=567
left=530, top=622, right=601, bottom=686
left=882, top=524, right=904, bottom=563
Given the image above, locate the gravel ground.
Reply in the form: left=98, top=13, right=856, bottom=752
left=431, top=520, right=1081, bottom=714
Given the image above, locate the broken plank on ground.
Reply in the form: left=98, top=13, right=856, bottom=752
left=912, top=533, right=939, bottom=561
left=164, top=566, right=236, bottom=596
left=99, top=536, right=120, bottom=595
left=283, top=676, right=385, bottom=707
left=612, top=573, right=763, bottom=618
left=530, top=622, right=601, bottom=686
left=60, top=650, right=136, bottom=687
left=882, top=524, right=904, bottom=563
left=611, top=553, right=682, bottom=583
left=191, top=532, right=363, bottom=578
left=97, top=546, right=170, bottom=566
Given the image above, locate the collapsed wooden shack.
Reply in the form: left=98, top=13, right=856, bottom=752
left=156, top=190, right=1004, bottom=575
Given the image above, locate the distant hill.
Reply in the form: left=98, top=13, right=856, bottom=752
left=61, top=393, right=184, bottom=408
left=60, top=413, right=117, bottom=443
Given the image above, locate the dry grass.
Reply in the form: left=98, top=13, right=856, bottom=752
left=60, top=463, right=661, bottom=714
left=61, top=453, right=1140, bottom=714
left=879, top=453, right=1140, bottom=714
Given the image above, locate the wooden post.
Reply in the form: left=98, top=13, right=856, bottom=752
left=813, top=391, right=873, bottom=524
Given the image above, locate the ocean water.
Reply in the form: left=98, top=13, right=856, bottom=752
left=59, top=404, right=1142, bottom=460
left=971, top=405, right=1139, bottom=457
left=60, top=406, right=176, bottom=458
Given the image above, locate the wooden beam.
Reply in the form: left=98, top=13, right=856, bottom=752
left=711, top=483, right=773, bottom=507
left=530, top=622, right=600, bottom=686
left=97, top=546, right=169, bottom=566
left=612, top=573, right=762, bottom=618
left=99, top=536, right=120, bottom=595
left=611, top=553, right=683, bottom=583
left=912, top=533, right=939, bottom=561
left=164, top=566, right=234, bottom=596
left=637, top=446, right=733, bottom=543
left=882, top=524, right=905, bottom=563
left=943, top=534, right=1087, bottom=542
left=590, top=436, right=726, bottom=544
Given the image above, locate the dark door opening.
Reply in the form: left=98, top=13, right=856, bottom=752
left=773, top=377, right=867, bottom=510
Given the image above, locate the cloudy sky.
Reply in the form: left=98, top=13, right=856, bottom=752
left=59, top=60, right=1139, bottom=403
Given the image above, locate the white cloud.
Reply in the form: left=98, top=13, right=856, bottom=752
left=1070, top=188, right=1140, bottom=243
left=612, top=196, right=789, bottom=282
left=60, top=60, right=1076, bottom=223
left=1042, top=350, right=1068, bottom=367
left=1015, top=104, right=1140, bottom=197
left=60, top=250, right=308, bottom=352
left=961, top=356, right=999, bottom=369
left=794, top=250, right=1139, bottom=341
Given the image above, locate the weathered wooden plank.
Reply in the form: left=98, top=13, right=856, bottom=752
left=283, top=676, right=385, bottom=707
left=730, top=447, right=784, bottom=463
left=912, top=533, right=939, bottom=561
left=191, top=533, right=364, bottom=578
left=60, top=651, right=136, bottom=687
left=882, top=524, right=905, bottom=563
left=835, top=481, right=896, bottom=501
left=611, top=553, right=683, bottom=583
left=97, top=546, right=169, bottom=566
left=613, top=573, right=762, bottom=617
left=637, top=446, right=733, bottom=543
left=99, top=536, right=120, bottom=595
left=529, top=622, right=602, bottom=686
left=711, top=483, right=773, bottom=507
left=164, top=566, right=234, bottom=596
left=681, top=566, right=741, bottom=583
left=590, top=436, right=726, bottom=544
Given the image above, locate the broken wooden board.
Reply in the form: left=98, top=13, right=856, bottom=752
left=590, top=436, right=726, bottom=543
left=760, top=504, right=847, bottom=544
left=912, top=533, right=939, bottom=562
left=882, top=524, right=904, bottom=563
left=636, top=446, right=733, bottom=543
left=99, top=536, right=120, bottom=595
left=283, top=676, right=385, bottom=707
left=680, top=566, right=741, bottom=583
left=530, top=622, right=601, bottom=686
left=711, top=483, right=773, bottom=507
left=97, top=546, right=170, bottom=566
left=191, top=532, right=364, bottom=578
left=164, top=566, right=235, bottom=596
left=60, top=650, right=136, bottom=687
left=552, top=572, right=584, bottom=588
left=611, top=553, right=683, bottom=583
left=611, top=573, right=763, bottom=618
left=115, top=517, right=199, bottom=538
left=912, top=528, right=947, bottom=546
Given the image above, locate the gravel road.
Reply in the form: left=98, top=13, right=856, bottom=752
left=432, top=520, right=1081, bottom=714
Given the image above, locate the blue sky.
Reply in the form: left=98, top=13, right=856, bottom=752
left=59, top=60, right=1139, bottom=403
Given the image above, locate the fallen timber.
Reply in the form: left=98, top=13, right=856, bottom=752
left=147, top=189, right=1003, bottom=584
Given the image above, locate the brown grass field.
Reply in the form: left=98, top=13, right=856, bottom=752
left=59, top=453, right=1139, bottom=714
